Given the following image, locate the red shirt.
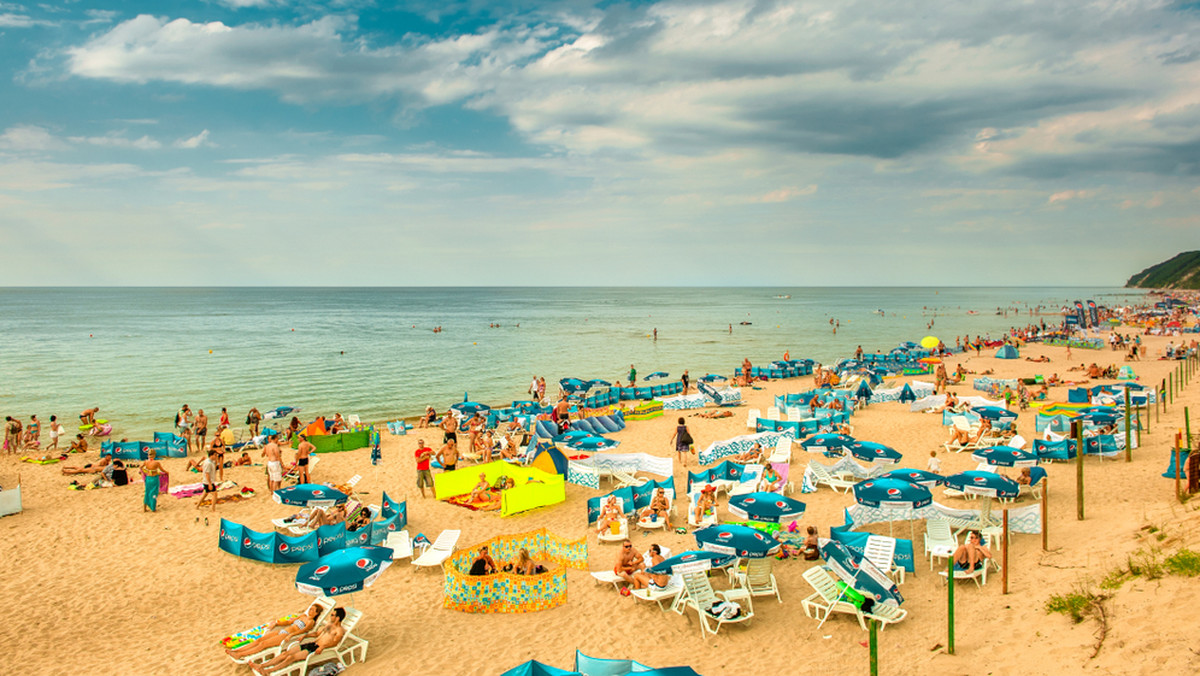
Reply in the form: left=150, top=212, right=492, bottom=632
left=415, top=446, right=432, bottom=471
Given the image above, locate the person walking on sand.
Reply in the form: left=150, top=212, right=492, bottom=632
left=414, top=439, right=434, bottom=498
left=247, top=407, right=262, bottom=438
left=669, top=417, right=694, bottom=466
left=176, top=404, right=192, bottom=451
left=198, top=450, right=219, bottom=512
left=141, top=449, right=164, bottom=513
left=263, top=431, right=283, bottom=492
left=47, top=415, right=64, bottom=451
left=296, top=434, right=314, bottom=484
left=537, top=377, right=546, bottom=403
left=681, top=370, right=690, bottom=395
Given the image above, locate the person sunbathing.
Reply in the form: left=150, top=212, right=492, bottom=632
left=932, top=392, right=959, bottom=414
left=345, top=509, right=371, bottom=532
left=232, top=452, right=252, bottom=467
left=1012, top=467, right=1033, bottom=485
left=613, top=540, right=644, bottom=587
left=68, top=434, right=88, bottom=453
left=596, top=496, right=624, bottom=535
left=225, top=602, right=328, bottom=661
left=760, top=465, right=783, bottom=493
left=250, top=608, right=346, bottom=675
left=1087, top=363, right=1103, bottom=378
left=303, top=504, right=346, bottom=530
left=1024, top=355, right=1050, bottom=363
left=953, top=530, right=992, bottom=572
left=634, top=543, right=670, bottom=590
left=730, top=443, right=765, bottom=464
left=469, top=546, right=497, bottom=576
left=418, top=406, right=437, bottom=428
left=692, top=485, right=716, bottom=525
left=61, top=455, right=111, bottom=475
left=469, top=473, right=491, bottom=502
left=499, top=435, right=521, bottom=460
left=639, top=488, right=672, bottom=528
left=504, top=547, right=546, bottom=575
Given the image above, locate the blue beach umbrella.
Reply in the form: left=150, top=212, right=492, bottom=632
left=551, top=430, right=592, bottom=444
left=1078, top=407, right=1119, bottom=424
left=880, top=468, right=944, bottom=487
left=646, top=550, right=735, bottom=575
left=500, top=661, right=581, bottom=676
left=854, top=379, right=873, bottom=401
left=644, top=371, right=670, bottom=380
left=564, top=435, right=620, bottom=451
left=898, top=383, right=916, bottom=403
left=559, top=378, right=590, bottom=395
left=801, top=433, right=856, bottom=454
left=451, top=396, right=491, bottom=417
left=852, top=478, right=932, bottom=509
left=846, top=441, right=902, bottom=465
left=694, top=524, right=782, bottom=559
left=973, top=405, right=1017, bottom=422
left=727, top=492, right=806, bottom=524
left=295, top=545, right=394, bottom=596
left=943, top=471, right=1020, bottom=499
left=818, top=538, right=904, bottom=615
left=274, top=483, right=349, bottom=507
left=588, top=379, right=612, bottom=388
left=700, top=374, right=727, bottom=383
left=971, top=446, right=1038, bottom=468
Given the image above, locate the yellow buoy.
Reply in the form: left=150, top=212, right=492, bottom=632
left=209, top=350, right=213, bottom=354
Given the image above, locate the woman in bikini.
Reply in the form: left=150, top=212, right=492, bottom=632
left=596, top=496, right=624, bottom=535
left=225, top=601, right=327, bottom=661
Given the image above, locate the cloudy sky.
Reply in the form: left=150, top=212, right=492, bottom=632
left=1, top=0, right=1198, bottom=286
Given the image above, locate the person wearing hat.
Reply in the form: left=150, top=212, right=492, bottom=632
left=693, top=485, right=717, bottom=525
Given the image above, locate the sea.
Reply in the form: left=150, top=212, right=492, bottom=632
left=0, top=287, right=1145, bottom=440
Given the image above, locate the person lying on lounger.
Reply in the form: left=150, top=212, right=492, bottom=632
left=614, top=539, right=644, bottom=587
left=693, top=485, right=717, bottom=524
left=250, top=608, right=345, bottom=675
left=596, top=496, right=624, bottom=535
left=633, top=543, right=670, bottom=590
left=61, top=454, right=111, bottom=475
left=225, top=601, right=328, bottom=660
left=345, top=508, right=371, bottom=532
left=639, top=488, right=672, bottom=528
left=730, top=443, right=766, bottom=464
left=303, top=504, right=346, bottom=530
left=953, top=530, right=992, bottom=572
left=760, top=465, right=783, bottom=493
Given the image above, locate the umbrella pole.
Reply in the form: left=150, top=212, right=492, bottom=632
left=947, top=556, right=956, bottom=655
left=869, top=618, right=879, bottom=676
left=1074, top=422, right=1085, bottom=521
left=1125, top=389, right=1132, bottom=463
left=1041, top=478, right=1048, bottom=551
left=1002, top=509, right=1009, bottom=595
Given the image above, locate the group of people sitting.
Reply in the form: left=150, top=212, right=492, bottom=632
left=468, top=545, right=549, bottom=576
left=611, top=541, right=671, bottom=590
left=225, top=602, right=349, bottom=674
left=468, top=472, right=517, bottom=505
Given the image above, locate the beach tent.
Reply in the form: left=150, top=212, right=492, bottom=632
left=434, top=461, right=565, bottom=516
left=0, top=481, right=21, bottom=517
left=995, top=344, right=1019, bottom=359
left=1118, top=366, right=1136, bottom=380
left=530, top=443, right=569, bottom=476
left=898, top=383, right=916, bottom=403
left=502, top=661, right=582, bottom=676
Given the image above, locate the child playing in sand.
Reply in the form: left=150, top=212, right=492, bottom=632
left=927, top=450, right=941, bottom=473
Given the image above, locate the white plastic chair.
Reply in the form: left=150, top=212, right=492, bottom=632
left=924, top=518, right=957, bottom=570
left=411, top=529, right=461, bottom=569
left=746, top=408, right=761, bottom=429
left=864, top=534, right=905, bottom=584
left=766, top=407, right=782, bottom=421
left=786, top=407, right=803, bottom=422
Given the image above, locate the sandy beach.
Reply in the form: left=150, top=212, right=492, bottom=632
left=2, top=332, right=1198, bottom=676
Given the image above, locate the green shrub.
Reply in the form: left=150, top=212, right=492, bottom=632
left=1164, top=549, right=1200, bottom=576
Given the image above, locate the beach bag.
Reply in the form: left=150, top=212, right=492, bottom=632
left=679, top=428, right=693, bottom=446
left=707, top=601, right=741, bottom=620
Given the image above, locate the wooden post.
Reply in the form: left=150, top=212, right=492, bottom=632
left=1125, top=389, right=1133, bottom=463
left=869, top=618, right=879, bottom=676
left=1040, top=477, right=1048, bottom=551
left=1186, top=407, right=1192, bottom=451
left=947, top=556, right=956, bottom=655
left=1175, top=431, right=1183, bottom=503
left=1074, top=421, right=1085, bottom=520
left=1002, top=509, right=1010, bottom=595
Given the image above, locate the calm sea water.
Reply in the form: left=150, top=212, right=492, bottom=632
left=0, top=287, right=1143, bottom=439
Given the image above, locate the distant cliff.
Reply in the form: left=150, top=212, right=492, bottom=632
left=1126, top=251, right=1200, bottom=290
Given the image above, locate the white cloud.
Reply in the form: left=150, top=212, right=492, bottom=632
left=174, top=129, right=212, bottom=148
left=1047, top=189, right=1094, bottom=204
left=752, top=185, right=818, bottom=203
left=0, top=125, right=68, bottom=151
left=69, top=133, right=162, bottom=150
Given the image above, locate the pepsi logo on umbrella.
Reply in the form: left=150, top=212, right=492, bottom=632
left=887, top=488, right=901, bottom=497
left=278, top=543, right=289, bottom=553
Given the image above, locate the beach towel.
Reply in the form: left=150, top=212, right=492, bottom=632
left=219, top=615, right=299, bottom=649
left=20, top=456, right=61, bottom=464
left=447, top=492, right=503, bottom=512
left=144, top=474, right=159, bottom=512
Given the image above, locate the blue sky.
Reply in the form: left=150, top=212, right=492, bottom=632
left=1, top=0, right=1198, bottom=285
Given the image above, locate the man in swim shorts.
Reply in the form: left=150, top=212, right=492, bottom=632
left=295, top=434, right=314, bottom=484
left=440, top=411, right=458, bottom=444
left=198, top=450, right=220, bottom=512
left=263, top=432, right=283, bottom=492
left=414, top=439, right=434, bottom=498
left=250, top=608, right=345, bottom=674
left=80, top=407, right=99, bottom=426
left=436, top=438, right=459, bottom=473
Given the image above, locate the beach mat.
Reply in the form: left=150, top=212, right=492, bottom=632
left=446, top=493, right=502, bottom=512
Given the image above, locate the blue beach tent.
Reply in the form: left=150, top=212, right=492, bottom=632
left=995, top=344, right=1019, bottom=359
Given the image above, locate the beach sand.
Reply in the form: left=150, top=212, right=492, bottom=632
left=2, top=334, right=1199, bottom=675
